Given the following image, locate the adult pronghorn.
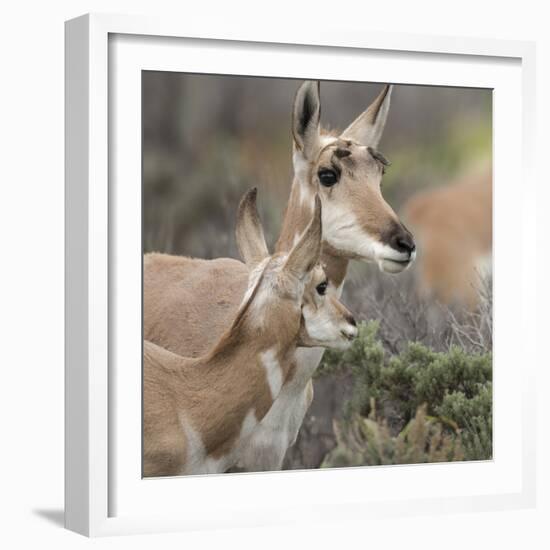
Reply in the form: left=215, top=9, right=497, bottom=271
left=144, top=81, right=415, bottom=471
left=144, top=191, right=357, bottom=476
left=401, top=161, right=492, bottom=308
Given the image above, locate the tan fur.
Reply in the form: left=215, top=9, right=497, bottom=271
left=143, top=289, right=301, bottom=477
left=144, top=195, right=356, bottom=476
left=144, top=254, right=248, bottom=358
left=144, top=82, right=410, bottom=470
left=401, top=162, right=492, bottom=307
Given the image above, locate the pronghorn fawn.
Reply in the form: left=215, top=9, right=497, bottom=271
left=144, top=190, right=357, bottom=477
left=401, top=161, right=492, bottom=308
left=144, top=81, right=414, bottom=471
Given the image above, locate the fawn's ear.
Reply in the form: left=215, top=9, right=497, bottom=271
left=236, top=188, right=269, bottom=269
left=341, top=84, right=392, bottom=148
left=284, top=195, right=322, bottom=280
left=292, top=81, right=321, bottom=160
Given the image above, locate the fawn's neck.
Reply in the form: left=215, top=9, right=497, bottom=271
left=179, top=331, right=299, bottom=458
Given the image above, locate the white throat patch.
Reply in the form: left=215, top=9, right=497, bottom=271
left=260, top=347, right=283, bottom=399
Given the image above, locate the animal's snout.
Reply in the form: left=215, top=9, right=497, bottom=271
left=390, top=226, right=416, bottom=256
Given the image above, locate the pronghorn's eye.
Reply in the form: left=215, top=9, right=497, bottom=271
left=318, top=169, right=338, bottom=187
left=316, top=281, right=328, bottom=295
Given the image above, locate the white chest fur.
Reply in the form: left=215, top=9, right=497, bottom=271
left=235, top=347, right=324, bottom=471
left=181, top=409, right=259, bottom=475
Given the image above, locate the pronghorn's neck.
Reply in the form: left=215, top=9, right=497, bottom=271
left=143, top=336, right=298, bottom=476
left=177, top=339, right=299, bottom=467
left=276, top=175, right=349, bottom=293
left=203, top=312, right=299, bottom=392
left=199, top=340, right=297, bottom=413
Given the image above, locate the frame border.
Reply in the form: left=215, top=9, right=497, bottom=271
left=65, top=12, right=537, bottom=537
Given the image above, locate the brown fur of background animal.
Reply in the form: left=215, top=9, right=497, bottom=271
left=401, top=161, right=492, bottom=308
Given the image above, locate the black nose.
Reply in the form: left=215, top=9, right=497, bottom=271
left=391, top=227, right=416, bottom=255
left=346, top=314, right=357, bottom=327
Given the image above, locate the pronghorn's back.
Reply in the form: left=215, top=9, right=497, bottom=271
left=401, top=161, right=492, bottom=307
left=144, top=252, right=249, bottom=357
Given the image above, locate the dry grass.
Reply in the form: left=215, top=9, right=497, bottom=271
left=322, top=402, right=464, bottom=467
left=341, top=263, right=492, bottom=355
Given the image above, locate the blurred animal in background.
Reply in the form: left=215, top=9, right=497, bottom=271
left=401, top=161, right=492, bottom=308
left=144, top=81, right=414, bottom=472
left=143, top=191, right=357, bottom=477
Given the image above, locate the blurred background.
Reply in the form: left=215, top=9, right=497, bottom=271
left=143, top=73, right=493, bottom=470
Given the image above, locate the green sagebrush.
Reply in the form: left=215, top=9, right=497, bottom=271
left=319, top=321, right=492, bottom=467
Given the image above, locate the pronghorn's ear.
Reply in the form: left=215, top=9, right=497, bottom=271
left=341, top=84, right=392, bottom=148
left=235, top=187, right=269, bottom=269
left=284, top=195, right=322, bottom=280
left=292, top=81, right=321, bottom=160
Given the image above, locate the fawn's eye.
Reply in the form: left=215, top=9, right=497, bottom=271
left=316, top=281, right=328, bottom=296
left=318, top=169, right=338, bottom=187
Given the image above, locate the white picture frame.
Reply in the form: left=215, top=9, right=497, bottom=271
left=65, top=12, right=537, bottom=537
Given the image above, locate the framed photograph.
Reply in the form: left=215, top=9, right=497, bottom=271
left=65, top=13, right=537, bottom=536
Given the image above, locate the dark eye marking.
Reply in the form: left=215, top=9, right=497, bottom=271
left=316, top=280, right=328, bottom=296
left=334, top=148, right=351, bottom=159
left=367, top=147, right=391, bottom=169
left=318, top=168, right=339, bottom=187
